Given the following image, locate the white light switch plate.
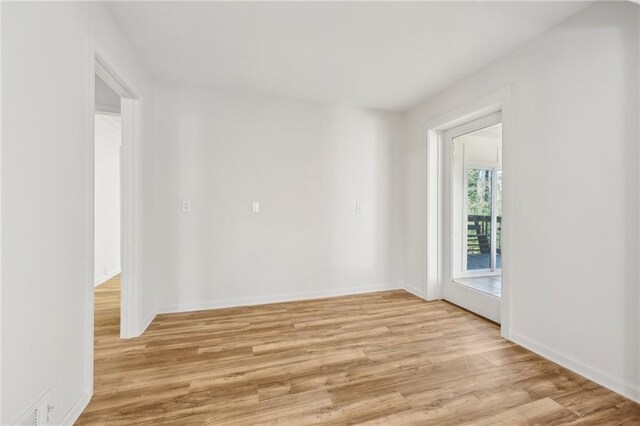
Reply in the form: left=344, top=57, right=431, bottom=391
left=252, top=201, right=260, bottom=213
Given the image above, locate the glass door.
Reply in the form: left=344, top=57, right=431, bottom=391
left=465, top=167, right=502, bottom=274
left=466, top=168, right=494, bottom=271
left=444, top=112, right=502, bottom=323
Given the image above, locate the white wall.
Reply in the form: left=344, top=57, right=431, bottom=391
left=153, top=84, right=404, bottom=312
left=94, top=114, right=121, bottom=286
left=403, top=1, right=639, bottom=400
left=2, top=1, right=638, bottom=423
left=1, top=2, right=156, bottom=424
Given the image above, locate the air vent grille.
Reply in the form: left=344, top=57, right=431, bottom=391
left=21, top=407, right=39, bottom=426
left=13, top=388, right=50, bottom=425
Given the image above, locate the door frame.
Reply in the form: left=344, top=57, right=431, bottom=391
left=85, top=41, right=144, bottom=395
left=423, top=86, right=513, bottom=338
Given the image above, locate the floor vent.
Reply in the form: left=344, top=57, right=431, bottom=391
left=13, top=389, right=51, bottom=426
left=21, top=407, right=40, bottom=426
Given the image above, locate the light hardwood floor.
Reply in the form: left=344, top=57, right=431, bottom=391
left=77, top=276, right=640, bottom=425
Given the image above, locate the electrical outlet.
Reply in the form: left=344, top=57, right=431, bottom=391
left=182, top=200, right=192, bottom=213
left=356, top=202, right=363, bottom=213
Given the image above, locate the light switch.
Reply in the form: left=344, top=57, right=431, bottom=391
left=252, top=201, right=260, bottom=213
left=356, top=202, right=363, bottom=213
left=182, top=200, right=192, bottom=213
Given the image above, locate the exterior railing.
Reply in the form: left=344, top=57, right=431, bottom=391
left=467, top=215, right=502, bottom=254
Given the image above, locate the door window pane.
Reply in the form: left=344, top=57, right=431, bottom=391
left=496, top=170, right=502, bottom=270
left=467, top=169, right=492, bottom=270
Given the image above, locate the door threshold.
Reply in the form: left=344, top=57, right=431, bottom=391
left=453, top=275, right=501, bottom=298
left=443, top=300, right=500, bottom=326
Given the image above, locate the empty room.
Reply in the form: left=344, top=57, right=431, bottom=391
left=2, top=0, right=640, bottom=424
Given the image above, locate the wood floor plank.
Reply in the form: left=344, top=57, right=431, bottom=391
left=76, top=276, right=640, bottom=425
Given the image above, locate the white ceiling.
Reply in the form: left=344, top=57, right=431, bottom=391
left=107, top=1, right=592, bottom=111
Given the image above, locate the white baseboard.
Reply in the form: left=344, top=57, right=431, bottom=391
left=94, top=268, right=121, bottom=287
left=403, top=285, right=425, bottom=299
left=510, top=331, right=640, bottom=403
left=58, top=391, right=91, bottom=426
left=158, top=284, right=402, bottom=314
left=139, top=310, right=156, bottom=335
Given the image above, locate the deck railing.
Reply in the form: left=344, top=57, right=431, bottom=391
left=467, top=215, right=502, bottom=254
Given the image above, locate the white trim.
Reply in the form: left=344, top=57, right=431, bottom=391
left=423, top=86, right=513, bottom=338
left=444, top=280, right=501, bottom=323
left=632, top=5, right=640, bottom=396
left=511, top=332, right=640, bottom=403
left=424, top=125, right=442, bottom=301
left=403, top=285, right=425, bottom=299
left=490, top=166, right=498, bottom=271
left=119, top=96, right=144, bottom=339
left=457, top=270, right=501, bottom=278
left=0, top=2, right=4, bottom=422
left=58, top=391, right=91, bottom=426
left=86, top=40, right=147, bottom=404
left=95, top=56, right=137, bottom=99
left=141, top=310, right=156, bottom=333
left=85, top=40, right=97, bottom=405
left=500, top=87, right=514, bottom=339
left=158, top=284, right=402, bottom=315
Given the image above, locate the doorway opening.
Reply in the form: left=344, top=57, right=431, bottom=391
left=94, top=74, right=122, bottom=335
left=444, top=111, right=503, bottom=321
left=86, top=50, right=144, bottom=396
left=451, top=116, right=502, bottom=295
